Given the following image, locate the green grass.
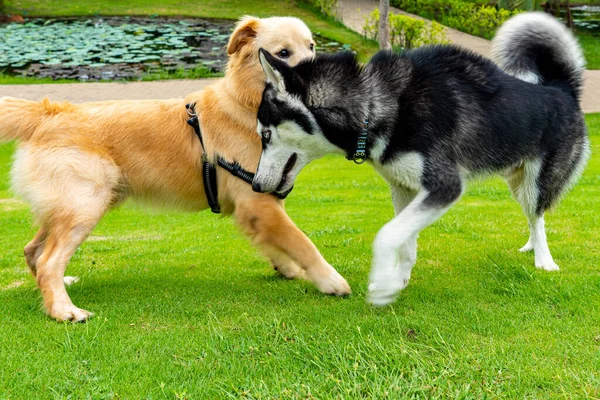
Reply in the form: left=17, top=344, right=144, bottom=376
left=0, top=66, right=221, bottom=85
left=0, top=114, right=599, bottom=397
left=0, top=74, right=76, bottom=84
left=579, top=33, right=600, bottom=70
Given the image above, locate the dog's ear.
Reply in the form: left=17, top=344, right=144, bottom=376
left=259, top=48, right=290, bottom=94
left=228, top=16, right=260, bottom=55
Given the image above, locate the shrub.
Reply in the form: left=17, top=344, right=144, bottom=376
left=363, top=9, right=449, bottom=49
left=390, top=0, right=521, bottom=39
left=305, top=0, right=340, bottom=20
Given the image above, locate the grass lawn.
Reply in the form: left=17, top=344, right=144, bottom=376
left=579, top=33, right=600, bottom=70
left=0, top=66, right=221, bottom=85
left=0, top=0, right=378, bottom=85
left=0, top=112, right=599, bottom=398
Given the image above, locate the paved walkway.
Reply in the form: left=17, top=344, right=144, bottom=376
left=0, top=4, right=597, bottom=113
left=340, top=0, right=599, bottom=114
left=0, top=79, right=217, bottom=103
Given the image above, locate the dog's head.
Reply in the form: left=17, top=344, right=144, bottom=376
left=251, top=49, right=355, bottom=195
left=225, top=16, right=316, bottom=108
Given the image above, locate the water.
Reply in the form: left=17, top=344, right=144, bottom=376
left=559, top=5, right=600, bottom=35
left=0, top=17, right=351, bottom=81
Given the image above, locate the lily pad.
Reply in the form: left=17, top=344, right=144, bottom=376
left=0, top=16, right=352, bottom=81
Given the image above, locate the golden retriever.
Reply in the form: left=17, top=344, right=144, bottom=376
left=0, top=16, right=351, bottom=322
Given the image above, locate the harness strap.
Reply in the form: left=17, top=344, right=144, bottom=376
left=216, top=158, right=254, bottom=185
left=202, top=162, right=221, bottom=213
left=185, top=103, right=292, bottom=214
left=186, top=108, right=221, bottom=213
left=217, top=157, right=292, bottom=200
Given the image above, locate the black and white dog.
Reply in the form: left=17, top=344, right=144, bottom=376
left=251, top=13, right=590, bottom=305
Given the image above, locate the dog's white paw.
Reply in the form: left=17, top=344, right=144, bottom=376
left=368, top=264, right=412, bottom=306
left=398, top=266, right=412, bottom=290
left=367, top=278, right=404, bottom=307
left=63, top=276, right=80, bottom=286
left=535, top=259, right=560, bottom=271
left=519, top=240, right=534, bottom=252
left=312, top=268, right=351, bottom=296
left=50, top=304, right=93, bottom=322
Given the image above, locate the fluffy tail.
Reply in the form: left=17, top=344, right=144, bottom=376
left=491, top=12, right=585, bottom=101
left=0, top=97, right=48, bottom=142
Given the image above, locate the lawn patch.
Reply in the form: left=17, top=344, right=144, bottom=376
left=0, top=110, right=599, bottom=397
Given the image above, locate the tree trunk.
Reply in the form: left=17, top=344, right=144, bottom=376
left=565, top=0, right=574, bottom=29
left=378, top=0, right=391, bottom=50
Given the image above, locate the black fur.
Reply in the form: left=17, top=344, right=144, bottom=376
left=259, top=44, right=587, bottom=212
left=258, top=82, right=315, bottom=136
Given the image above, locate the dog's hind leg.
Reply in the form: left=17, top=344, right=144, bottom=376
left=35, top=190, right=113, bottom=321
left=23, top=228, right=80, bottom=286
left=369, top=173, right=464, bottom=306
left=505, top=159, right=559, bottom=271
left=505, top=161, right=541, bottom=254
left=235, top=195, right=350, bottom=296
left=391, top=186, right=418, bottom=290
left=24, top=228, right=47, bottom=277
left=13, top=147, right=120, bottom=320
left=35, top=217, right=101, bottom=322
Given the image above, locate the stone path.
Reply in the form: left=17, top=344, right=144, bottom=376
left=0, top=79, right=216, bottom=103
left=340, top=0, right=599, bottom=114
left=0, top=4, right=597, bottom=113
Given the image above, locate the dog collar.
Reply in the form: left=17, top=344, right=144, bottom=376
left=347, top=114, right=369, bottom=164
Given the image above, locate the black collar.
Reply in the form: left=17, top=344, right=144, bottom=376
left=345, top=107, right=370, bottom=164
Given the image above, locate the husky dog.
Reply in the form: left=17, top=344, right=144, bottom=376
left=251, top=13, right=590, bottom=306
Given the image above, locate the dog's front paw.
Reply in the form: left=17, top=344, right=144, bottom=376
left=49, top=303, right=93, bottom=322
left=535, top=260, right=560, bottom=271
left=367, top=278, right=405, bottom=307
left=311, top=267, right=351, bottom=296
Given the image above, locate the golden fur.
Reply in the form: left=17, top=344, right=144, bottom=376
left=0, top=16, right=351, bottom=322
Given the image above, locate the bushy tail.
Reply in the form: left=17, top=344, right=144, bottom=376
left=491, top=12, right=585, bottom=101
left=0, top=97, right=47, bottom=142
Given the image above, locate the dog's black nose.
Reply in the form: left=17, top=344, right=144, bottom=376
left=252, top=182, right=262, bottom=192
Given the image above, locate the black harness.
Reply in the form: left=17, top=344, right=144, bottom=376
left=185, top=103, right=290, bottom=214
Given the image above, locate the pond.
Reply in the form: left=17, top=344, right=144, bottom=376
left=559, top=5, right=600, bottom=35
left=0, top=17, right=352, bottom=81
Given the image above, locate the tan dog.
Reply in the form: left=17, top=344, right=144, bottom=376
left=0, top=16, right=351, bottom=322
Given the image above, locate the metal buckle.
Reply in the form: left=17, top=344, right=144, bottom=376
left=185, top=103, right=197, bottom=117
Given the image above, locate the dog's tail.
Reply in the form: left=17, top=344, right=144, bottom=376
left=491, top=12, right=585, bottom=101
left=0, top=97, right=59, bottom=142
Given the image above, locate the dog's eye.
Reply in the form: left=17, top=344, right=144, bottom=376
left=277, top=49, right=290, bottom=59
left=309, top=43, right=315, bottom=52
left=262, top=129, right=272, bottom=142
